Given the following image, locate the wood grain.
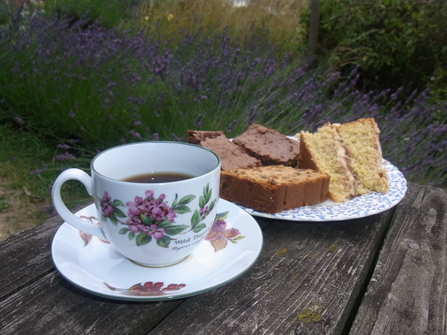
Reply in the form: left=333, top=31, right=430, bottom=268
left=149, top=210, right=395, bottom=335
left=349, top=183, right=447, bottom=335
left=0, top=271, right=183, bottom=334
left=0, top=215, right=60, bottom=300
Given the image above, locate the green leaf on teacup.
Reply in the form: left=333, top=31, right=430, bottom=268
left=109, top=214, right=119, bottom=226
left=119, top=228, right=129, bottom=234
left=157, top=220, right=174, bottom=228
left=209, top=199, right=216, bottom=212
left=128, top=232, right=135, bottom=240
left=191, top=209, right=201, bottom=226
left=203, top=184, right=212, bottom=203
left=156, top=235, right=171, bottom=248
left=171, top=194, right=179, bottom=208
left=173, top=205, right=191, bottom=214
left=140, top=214, right=153, bottom=225
left=199, top=195, right=206, bottom=208
left=113, top=199, right=125, bottom=208
left=177, top=195, right=196, bottom=206
left=192, top=223, right=206, bottom=233
left=113, top=207, right=127, bottom=218
left=164, top=225, right=189, bottom=235
left=136, top=233, right=151, bottom=246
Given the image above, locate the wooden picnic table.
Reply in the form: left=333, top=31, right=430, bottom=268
left=0, top=182, right=446, bottom=334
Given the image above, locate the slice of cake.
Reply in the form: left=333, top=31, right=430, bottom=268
left=232, top=123, right=300, bottom=167
left=187, top=130, right=261, bottom=171
left=220, top=165, right=330, bottom=214
left=298, top=118, right=388, bottom=202
left=336, top=118, right=388, bottom=194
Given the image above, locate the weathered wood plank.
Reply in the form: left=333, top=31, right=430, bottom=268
left=0, top=271, right=183, bottom=334
left=349, top=183, right=447, bottom=335
left=0, top=202, right=91, bottom=300
left=0, top=215, right=61, bottom=300
left=148, top=209, right=395, bottom=335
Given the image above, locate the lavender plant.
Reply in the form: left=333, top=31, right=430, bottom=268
left=0, top=11, right=445, bottom=188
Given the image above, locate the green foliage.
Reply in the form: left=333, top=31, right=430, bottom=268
left=0, top=122, right=91, bottom=209
left=136, top=0, right=307, bottom=56
left=42, top=0, right=138, bottom=28
left=300, top=0, right=447, bottom=95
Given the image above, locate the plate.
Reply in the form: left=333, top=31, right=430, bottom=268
left=238, top=160, right=407, bottom=221
left=51, top=199, right=263, bottom=301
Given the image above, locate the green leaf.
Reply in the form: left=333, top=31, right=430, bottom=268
left=156, top=235, right=171, bottom=248
left=140, top=214, right=152, bottom=225
left=199, top=195, right=206, bottom=208
left=128, top=232, right=135, bottom=240
left=231, top=235, right=245, bottom=241
left=191, top=209, right=201, bottom=226
left=215, top=211, right=229, bottom=222
left=113, top=207, right=127, bottom=218
left=177, top=195, right=196, bottom=205
left=209, top=199, right=216, bottom=212
left=205, top=189, right=212, bottom=203
left=192, top=223, right=207, bottom=233
left=109, top=214, right=119, bottom=226
left=174, top=205, right=191, bottom=214
left=136, top=233, right=151, bottom=246
left=164, top=225, right=189, bottom=235
left=171, top=193, right=178, bottom=209
left=157, top=220, right=173, bottom=228
left=119, top=228, right=129, bottom=234
left=113, top=199, right=125, bottom=207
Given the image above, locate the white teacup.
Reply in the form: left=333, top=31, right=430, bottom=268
left=51, top=142, right=221, bottom=267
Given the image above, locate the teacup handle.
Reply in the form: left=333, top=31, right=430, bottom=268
left=51, top=168, right=108, bottom=240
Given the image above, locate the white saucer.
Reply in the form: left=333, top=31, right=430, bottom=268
left=51, top=199, right=263, bottom=301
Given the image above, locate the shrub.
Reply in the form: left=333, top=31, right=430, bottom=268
left=0, top=13, right=309, bottom=149
left=42, top=0, right=139, bottom=29
left=137, top=0, right=307, bottom=56
left=300, top=0, right=447, bottom=99
left=1, top=9, right=446, bottom=187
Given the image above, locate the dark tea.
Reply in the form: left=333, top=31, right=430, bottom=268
left=123, top=172, right=195, bottom=183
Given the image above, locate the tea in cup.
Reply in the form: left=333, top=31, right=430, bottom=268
left=51, top=142, right=221, bottom=267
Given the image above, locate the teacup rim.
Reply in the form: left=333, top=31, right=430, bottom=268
left=90, top=141, right=221, bottom=184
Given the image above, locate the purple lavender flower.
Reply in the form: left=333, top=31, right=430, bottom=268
left=55, top=152, right=76, bottom=161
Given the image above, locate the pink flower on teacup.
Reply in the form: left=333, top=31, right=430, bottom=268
left=126, top=194, right=177, bottom=227
left=147, top=224, right=165, bottom=239
left=101, top=192, right=114, bottom=217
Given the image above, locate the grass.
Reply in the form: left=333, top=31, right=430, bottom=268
left=0, top=122, right=91, bottom=217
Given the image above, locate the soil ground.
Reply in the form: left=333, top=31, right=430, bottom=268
left=0, top=177, right=49, bottom=242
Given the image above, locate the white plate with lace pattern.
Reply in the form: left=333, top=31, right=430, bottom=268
left=237, top=160, right=407, bottom=221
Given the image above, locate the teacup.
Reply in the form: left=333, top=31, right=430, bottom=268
left=51, top=142, right=221, bottom=267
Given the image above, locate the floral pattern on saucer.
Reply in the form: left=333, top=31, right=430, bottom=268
left=104, top=281, right=186, bottom=297
left=240, top=160, right=407, bottom=221
left=206, top=211, right=245, bottom=252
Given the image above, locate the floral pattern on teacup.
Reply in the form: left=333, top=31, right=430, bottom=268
left=100, top=183, right=216, bottom=248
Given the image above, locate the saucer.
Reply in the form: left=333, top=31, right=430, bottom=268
left=51, top=199, right=263, bottom=301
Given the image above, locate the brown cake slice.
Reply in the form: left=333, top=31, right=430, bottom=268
left=187, top=130, right=261, bottom=171
left=232, top=123, right=300, bottom=166
left=298, top=118, right=388, bottom=202
left=220, top=165, right=330, bottom=214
